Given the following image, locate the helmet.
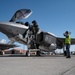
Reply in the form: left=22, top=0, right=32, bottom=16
left=32, top=20, right=38, bottom=28
left=25, top=22, right=30, bottom=26
left=65, top=31, right=69, bottom=34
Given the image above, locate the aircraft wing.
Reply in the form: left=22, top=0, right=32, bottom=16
left=57, top=37, right=75, bottom=46
left=0, top=43, right=17, bottom=50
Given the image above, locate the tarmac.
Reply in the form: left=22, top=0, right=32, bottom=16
left=0, top=55, right=75, bottom=75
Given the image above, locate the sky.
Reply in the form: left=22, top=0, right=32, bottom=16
left=0, top=0, right=75, bottom=51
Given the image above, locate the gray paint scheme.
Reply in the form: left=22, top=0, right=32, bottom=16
left=0, top=21, right=75, bottom=52
left=0, top=9, right=75, bottom=53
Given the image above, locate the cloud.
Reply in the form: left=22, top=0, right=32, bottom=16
left=0, top=39, right=6, bottom=43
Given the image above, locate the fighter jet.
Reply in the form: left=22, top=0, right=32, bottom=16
left=0, top=43, right=17, bottom=55
left=0, top=9, right=75, bottom=56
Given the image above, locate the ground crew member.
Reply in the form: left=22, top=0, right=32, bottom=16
left=63, top=31, right=71, bottom=58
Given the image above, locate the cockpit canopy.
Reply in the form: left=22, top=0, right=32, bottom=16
left=9, top=9, right=32, bottom=22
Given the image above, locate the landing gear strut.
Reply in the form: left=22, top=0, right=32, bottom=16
left=36, top=51, right=41, bottom=56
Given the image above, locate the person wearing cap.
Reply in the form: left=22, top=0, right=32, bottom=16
left=63, top=31, right=71, bottom=58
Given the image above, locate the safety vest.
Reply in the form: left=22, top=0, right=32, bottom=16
left=65, top=35, right=71, bottom=44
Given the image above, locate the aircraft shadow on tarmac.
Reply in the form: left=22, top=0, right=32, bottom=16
left=0, top=54, right=66, bottom=57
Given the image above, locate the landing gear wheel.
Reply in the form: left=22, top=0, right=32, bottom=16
left=36, top=51, right=41, bottom=56
left=0, top=51, right=3, bottom=55
left=26, top=51, right=31, bottom=57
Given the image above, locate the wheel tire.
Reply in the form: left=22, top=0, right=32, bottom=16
left=0, top=51, right=3, bottom=55
left=36, top=51, right=41, bottom=56
left=26, top=51, right=31, bottom=57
